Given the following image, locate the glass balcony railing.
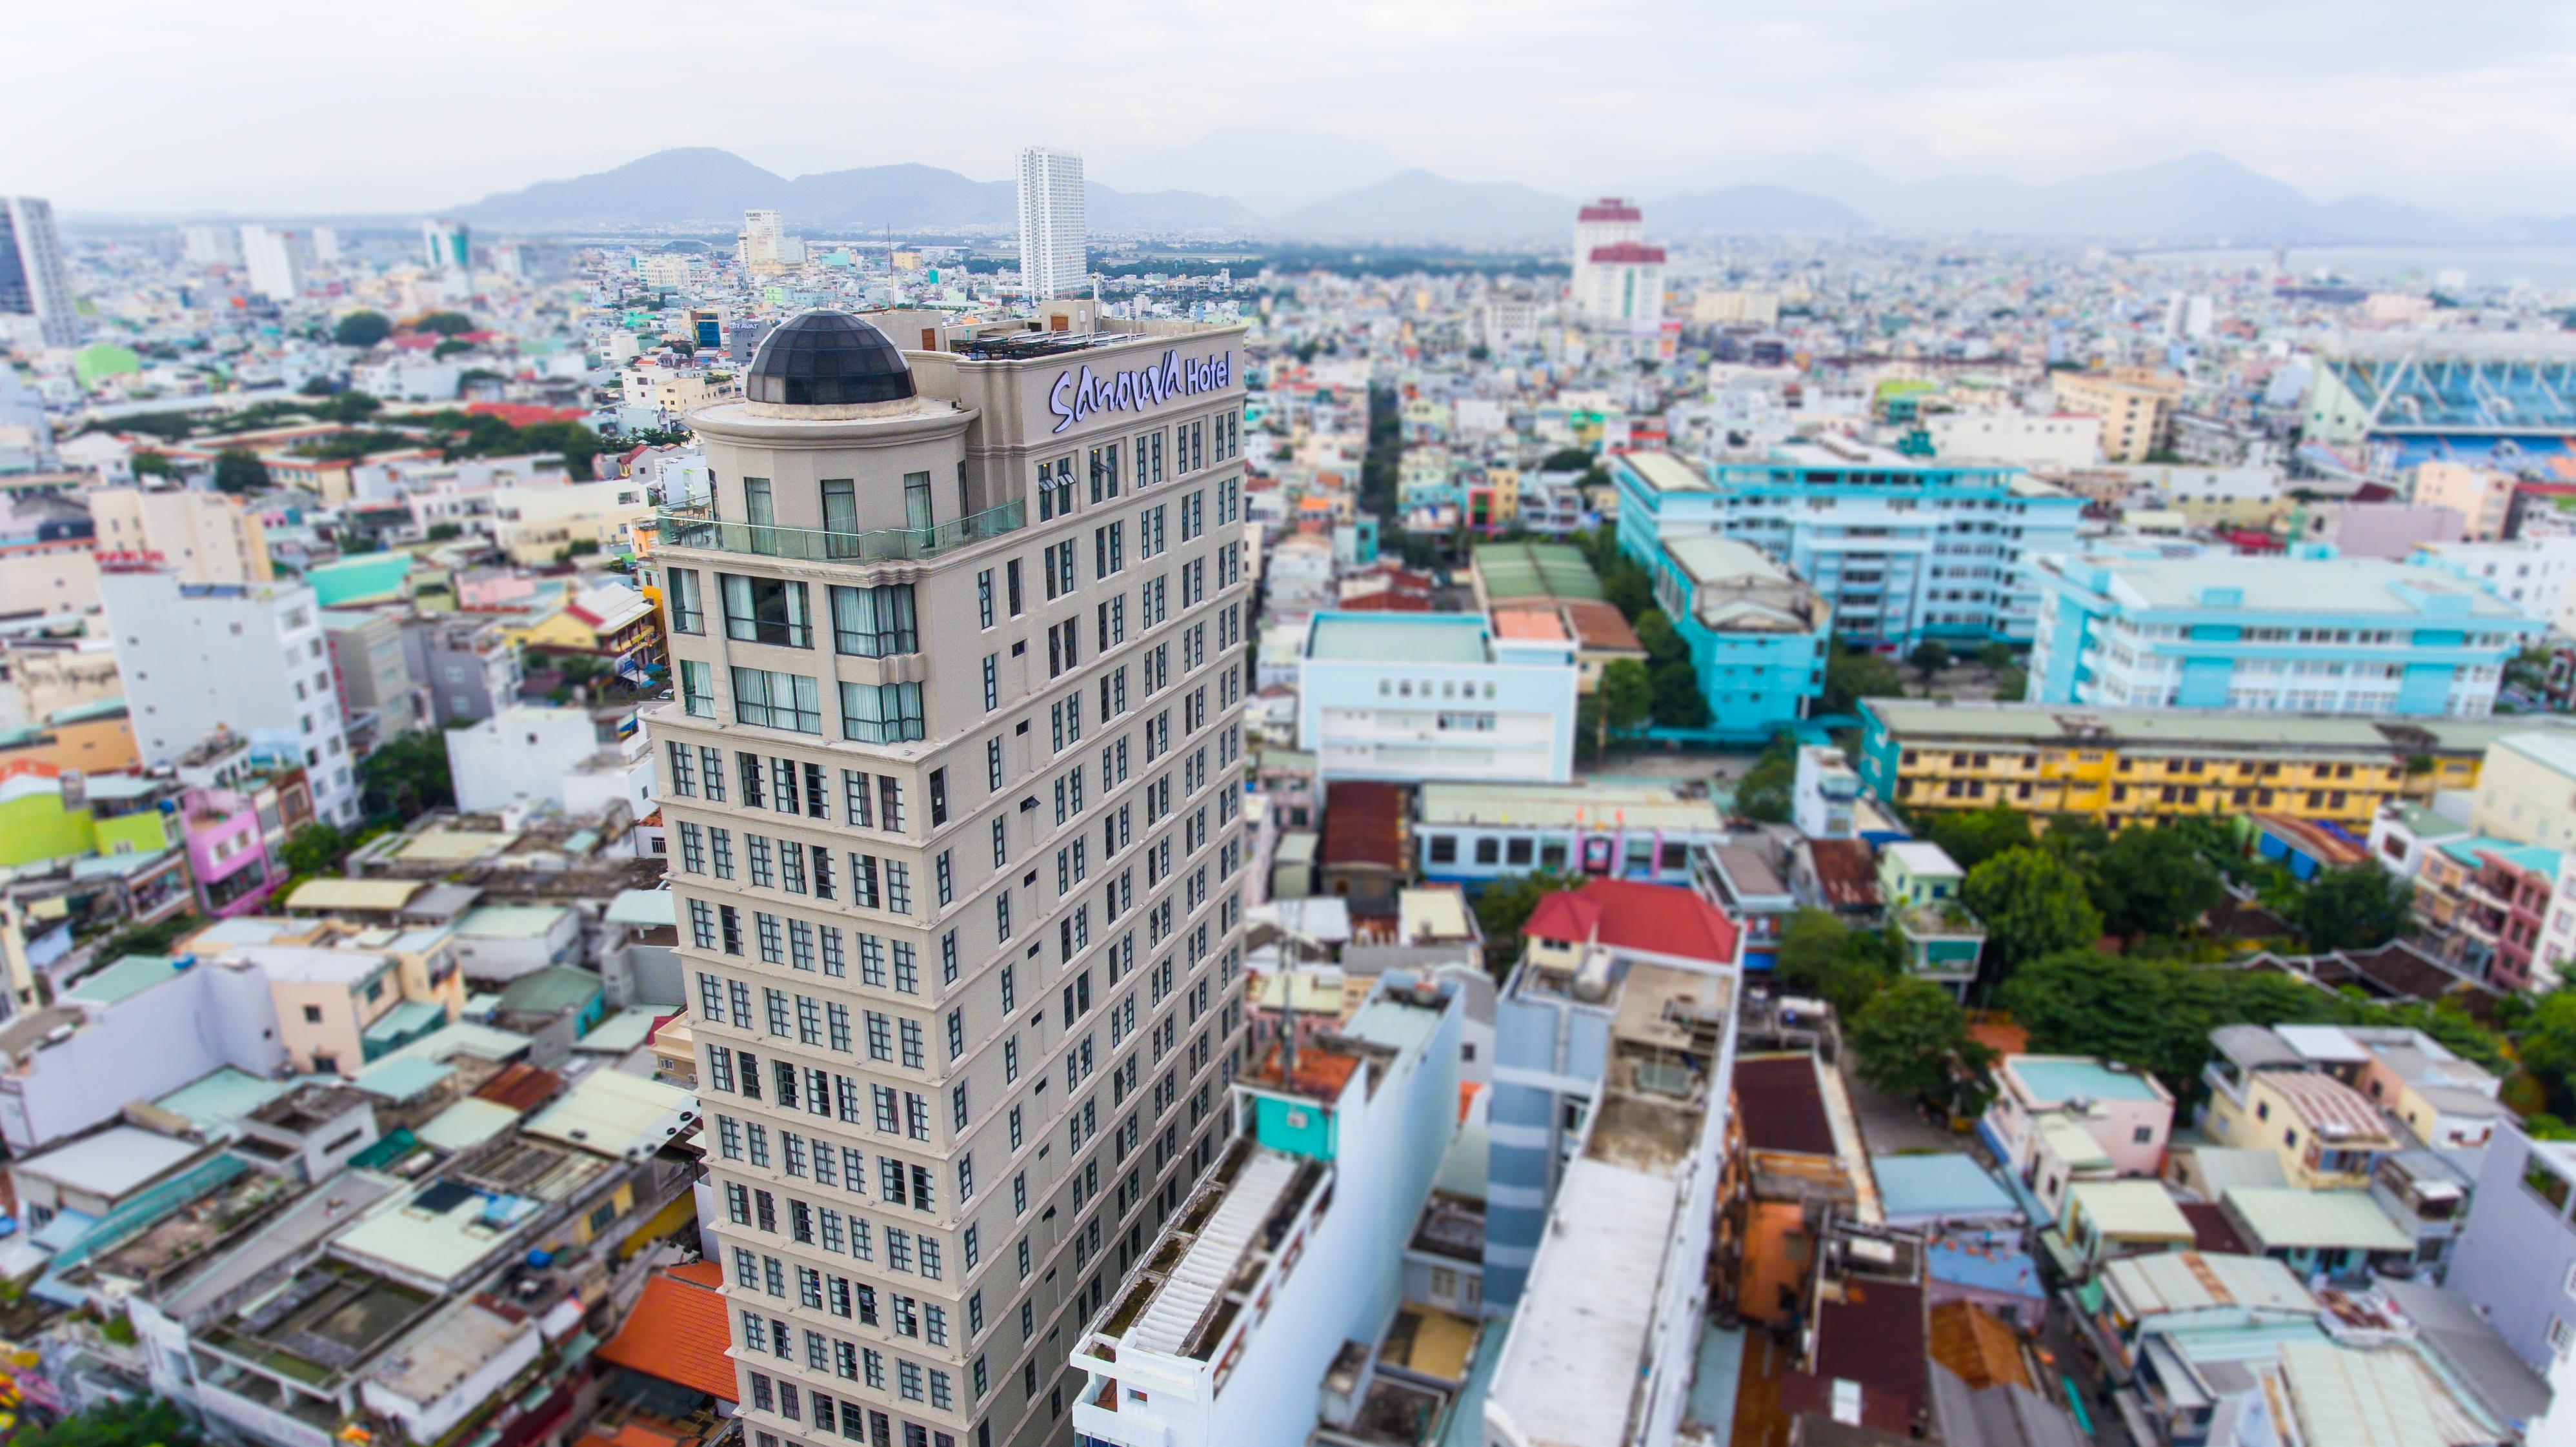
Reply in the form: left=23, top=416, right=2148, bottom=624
left=655, top=499, right=1025, bottom=563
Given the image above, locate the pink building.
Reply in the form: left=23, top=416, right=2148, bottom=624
left=181, top=785, right=285, bottom=916
left=1980, top=1054, right=2177, bottom=1182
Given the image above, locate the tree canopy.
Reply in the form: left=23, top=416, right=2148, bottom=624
left=18, top=1397, right=203, bottom=1447
left=412, top=310, right=476, bottom=336
left=1851, top=978, right=1987, bottom=1106
left=212, top=447, right=270, bottom=495
left=332, top=310, right=392, bottom=347
left=357, top=730, right=457, bottom=818
left=2289, top=862, right=2413, bottom=952
left=1924, top=804, right=2036, bottom=871
left=2093, top=826, right=2226, bottom=939
left=1773, top=907, right=1895, bottom=1018
left=1733, top=734, right=1798, bottom=824
left=1822, top=648, right=1905, bottom=714
left=1598, top=658, right=1652, bottom=737
left=1961, top=846, right=2102, bottom=982
left=1471, top=871, right=1569, bottom=976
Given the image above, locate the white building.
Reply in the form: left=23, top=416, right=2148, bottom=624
left=1295, top=612, right=1580, bottom=784
left=99, top=567, right=359, bottom=825
left=238, top=224, right=305, bottom=303
left=1, top=197, right=78, bottom=348
left=179, top=223, right=241, bottom=268
left=445, top=703, right=652, bottom=820
left=1016, top=146, right=1087, bottom=300
left=1068, top=978, right=1463, bottom=1447
left=1570, top=197, right=1663, bottom=332
left=736, top=208, right=789, bottom=275
left=421, top=218, right=468, bottom=274
left=2410, top=537, right=2576, bottom=635
left=1922, top=410, right=2102, bottom=470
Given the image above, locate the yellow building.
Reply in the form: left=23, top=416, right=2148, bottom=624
left=2411, top=460, right=2517, bottom=541
left=2051, top=367, right=2184, bottom=463
left=87, top=485, right=274, bottom=583
left=2202, top=1066, right=2397, bottom=1191
left=1857, top=700, right=2545, bottom=829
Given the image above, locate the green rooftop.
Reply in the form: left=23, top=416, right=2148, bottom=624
left=66, top=955, right=187, bottom=1007
left=1473, top=540, right=1606, bottom=602
left=497, top=965, right=605, bottom=1016
left=1307, top=615, right=1491, bottom=664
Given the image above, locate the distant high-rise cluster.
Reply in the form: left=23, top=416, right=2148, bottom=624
left=237, top=223, right=304, bottom=303
left=1016, top=146, right=1087, bottom=301
left=1569, top=196, right=1664, bottom=333
left=423, top=218, right=470, bottom=275
left=0, top=196, right=77, bottom=347
left=737, top=208, right=798, bottom=275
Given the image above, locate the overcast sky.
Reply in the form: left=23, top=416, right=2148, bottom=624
left=20, top=0, right=2576, bottom=218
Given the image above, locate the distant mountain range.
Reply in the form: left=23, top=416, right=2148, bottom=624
left=452, top=148, right=1258, bottom=233
left=452, top=145, right=2572, bottom=245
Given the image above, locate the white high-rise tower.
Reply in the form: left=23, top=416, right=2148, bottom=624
left=1015, top=148, right=1087, bottom=301
left=0, top=198, right=78, bottom=348
left=1569, top=197, right=1664, bottom=332
left=238, top=224, right=305, bottom=303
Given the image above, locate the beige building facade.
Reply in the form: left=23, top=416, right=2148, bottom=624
left=650, top=309, right=1254, bottom=1447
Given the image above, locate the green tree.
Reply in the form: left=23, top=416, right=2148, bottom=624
left=2094, top=826, right=2224, bottom=938
left=1851, top=978, right=1983, bottom=1102
left=212, top=447, right=270, bottom=494
left=1633, top=609, right=1684, bottom=666
left=1542, top=447, right=1594, bottom=472
left=2519, top=990, right=2576, bottom=1113
left=1822, top=648, right=1906, bottom=714
left=1925, top=804, right=2035, bottom=871
left=279, top=824, right=352, bottom=878
left=433, top=338, right=473, bottom=360
left=1574, top=695, right=1603, bottom=764
left=414, top=310, right=475, bottom=336
left=333, top=310, right=392, bottom=347
left=1649, top=663, right=1710, bottom=729
left=2288, top=863, right=2413, bottom=952
left=1993, top=665, right=2028, bottom=702
left=327, top=390, right=383, bottom=423
left=1473, top=872, right=1570, bottom=975
left=1975, top=640, right=2017, bottom=670
left=18, top=1397, right=203, bottom=1447
left=130, top=450, right=174, bottom=477
left=1773, top=907, right=1895, bottom=1018
left=357, top=730, right=457, bottom=821
left=1602, top=558, right=1655, bottom=620
left=1733, top=734, right=1798, bottom=822
left=1598, top=658, right=1653, bottom=738
left=1962, top=847, right=2102, bottom=981
left=1908, top=640, right=1953, bottom=681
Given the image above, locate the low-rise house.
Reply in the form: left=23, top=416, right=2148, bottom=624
left=2049, top=1180, right=2195, bottom=1277
left=2220, top=1186, right=2415, bottom=1282
left=1981, top=1055, right=2176, bottom=1190
left=1414, top=779, right=1722, bottom=887
left=2200, top=1024, right=2402, bottom=1189
left=1878, top=840, right=1984, bottom=993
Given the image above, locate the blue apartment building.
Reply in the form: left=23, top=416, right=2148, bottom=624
left=2026, top=552, right=2541, bottom=716
left=1610, top=442, right=2086, bottom=651
left=1645, top=534, right=1831, bottom=740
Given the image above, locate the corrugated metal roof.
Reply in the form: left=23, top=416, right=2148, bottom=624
left=2224, top=1187, right=2413, bottom=1253
left=285, top=877, right=425, bottom=911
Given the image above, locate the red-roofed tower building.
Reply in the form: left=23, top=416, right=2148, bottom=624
left=1570, top=198, right=1665, bottom=332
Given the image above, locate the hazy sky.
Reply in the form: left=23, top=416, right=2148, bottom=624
left=20, top=0, right=2576, bottom=216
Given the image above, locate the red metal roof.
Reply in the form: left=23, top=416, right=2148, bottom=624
left=1735, top=1054, right=1836, bottom=1157
left=1320, top=780, right=1407, bottom=871
left=1587, top=242, right=1667, bottom=265
left=467, top=402, right=587, bottom=427
left=1804, top=840, right=1881, bottom=909
left=1578, top=201, right=1642, bottom=222
left=1522, top=878, right=1738, bottom=965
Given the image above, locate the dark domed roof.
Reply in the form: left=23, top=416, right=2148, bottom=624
left=745, top=311, right=916, bottom=407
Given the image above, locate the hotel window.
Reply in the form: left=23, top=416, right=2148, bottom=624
left=840, top=682, right=926, bottom=744
left=903, top=471, right=934, bottom=532
left=821, top=480, right=861, bottom=554
left=742, top=478, right=778, bottom=552
left=723, top=574, right=812, bottom=649
left=668, top=568, right=704, bottom=632
left=731, top=669, right=823, bottom=734
left=1036, top=458, right=1073, bottom=520
left=1089, top=441, right=1122, bottom=502
left=680, top=660, right=715, bottom=718
left=830, top=584, right=919, bottom=657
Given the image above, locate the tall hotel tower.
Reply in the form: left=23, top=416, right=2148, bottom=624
left=1014, top=148, right=1087, bottom=301
left=650, top=307, right=1254, bottom=1447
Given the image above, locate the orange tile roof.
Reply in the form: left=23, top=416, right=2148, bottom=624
left=596, top=1264, right=737, bottom=1402
left=1491, top=608, right=1569, bottom=642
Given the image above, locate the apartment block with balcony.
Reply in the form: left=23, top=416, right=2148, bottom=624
left=2411, top=836, right=2561, bottom=991
left=2200, top=1025, right=2402, bottom=1191
left=650, top=309, right=1255, bottom=1447
left=1609, top=441, right=2084, bottom=651
left=1855, top=698, right=2552, bottom=828
left=2026, top=552, right=2541, bottom=717
left=1065, top=978, right=1462, bottom=1447
left=1875, top=841, right=1983, bottom=993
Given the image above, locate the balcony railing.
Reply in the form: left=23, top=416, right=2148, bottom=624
left=655, top=499, right=1025, bottom=563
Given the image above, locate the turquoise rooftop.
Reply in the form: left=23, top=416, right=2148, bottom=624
left=2010, top=1057, right=2166, bottom=1104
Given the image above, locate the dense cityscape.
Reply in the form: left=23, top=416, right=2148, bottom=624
left=10, top=67, right=2576, bottom=1447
